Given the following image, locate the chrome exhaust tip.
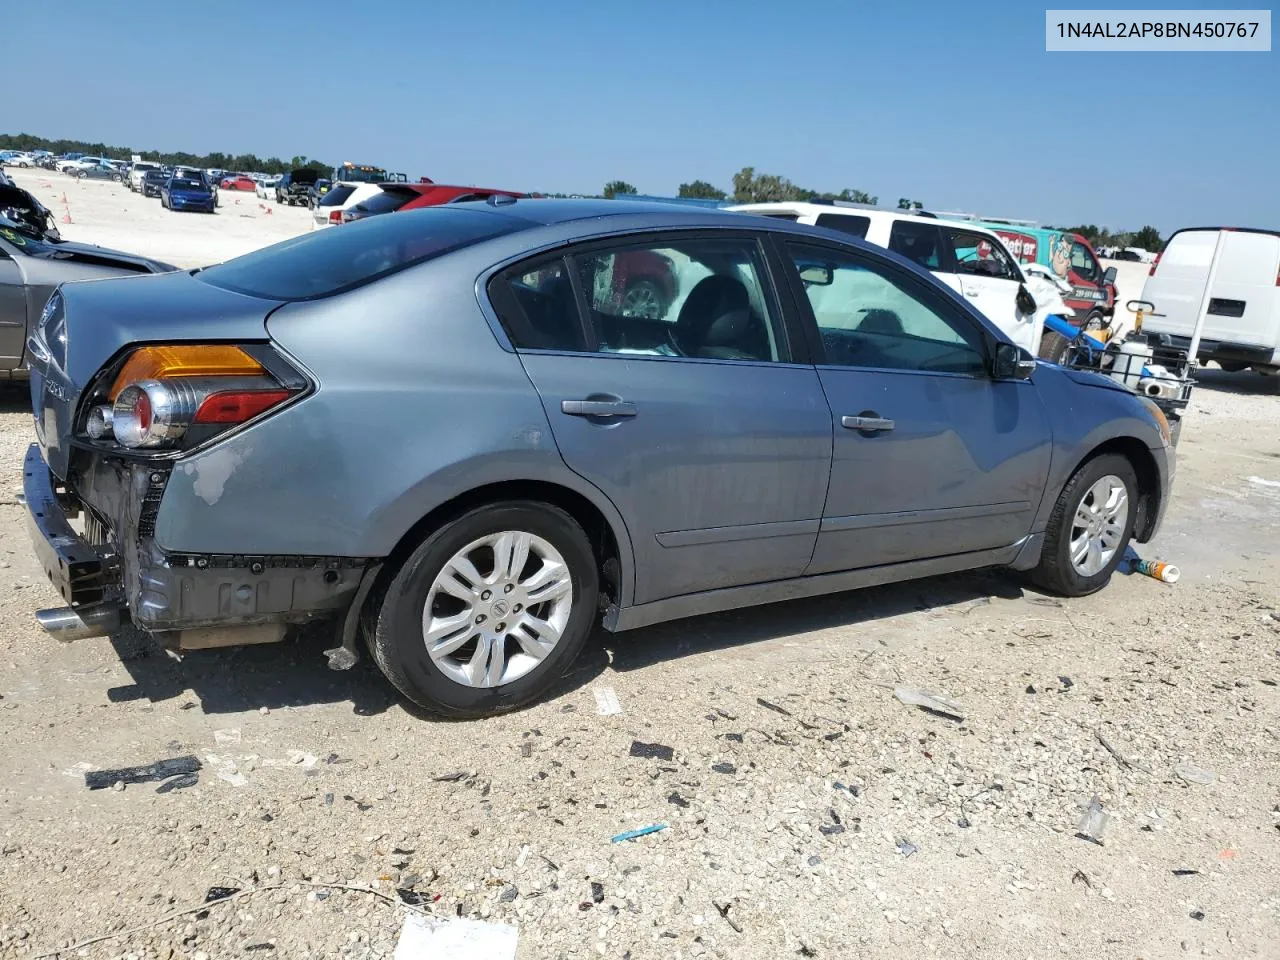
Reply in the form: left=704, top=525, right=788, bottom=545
left=35, top=602, right=123, bottom=643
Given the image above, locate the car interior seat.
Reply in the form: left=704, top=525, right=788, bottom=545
left=673, top=275, right=769, bottom=360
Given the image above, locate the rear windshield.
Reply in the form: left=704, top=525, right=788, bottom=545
left=196, top=207, right=525, bottom=301
left=354, top=190, right=415, bottom=215
left=319, top=185, right=356, bottom=207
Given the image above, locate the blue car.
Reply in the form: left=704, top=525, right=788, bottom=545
left=22, top=200, right=1175, bottom=718
left=161, top=170, right=217, bottom=213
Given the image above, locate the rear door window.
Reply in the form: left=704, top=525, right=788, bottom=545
left=815, top=213, right=870, bottom=239
left=353, top=190, right=414, bottom=215
left=887, top=221, right=943, bottom=270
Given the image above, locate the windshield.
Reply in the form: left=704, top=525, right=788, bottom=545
left=197, top=207, right=525, bottom=301
left=0, top=222, right=61, bottom=255
left=171, top=176, right=208, bottom=190
left=1070, top=240, right=1100, bottom=283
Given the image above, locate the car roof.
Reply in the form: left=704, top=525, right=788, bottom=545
left=731, top=202, right=1016, bottom=239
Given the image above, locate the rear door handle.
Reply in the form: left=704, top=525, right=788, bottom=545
left=964, top=290, right=981, bottom=298
left=842, top=415, right=895, bottom=432
left=561, top=399, right=638, bottom=419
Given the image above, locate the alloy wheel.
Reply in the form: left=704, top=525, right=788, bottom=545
left=1068, top=474, right=1129, bottom=576
left=421, top=530, right=574, bottom=688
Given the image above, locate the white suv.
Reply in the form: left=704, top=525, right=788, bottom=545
left=311, top=183, right=382, bottom=230
left=730, top=203, right=1048, bottom=355
left=127, top=161, right=163, bottom=192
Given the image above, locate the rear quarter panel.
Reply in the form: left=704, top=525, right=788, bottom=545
left=150, top=257, right=637, bottom=601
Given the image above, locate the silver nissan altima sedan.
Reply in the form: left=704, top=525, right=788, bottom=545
left=23, top=198, right=1174, bottom=718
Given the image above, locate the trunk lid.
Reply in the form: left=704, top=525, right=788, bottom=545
left=29, top=270, right=283, bottom=478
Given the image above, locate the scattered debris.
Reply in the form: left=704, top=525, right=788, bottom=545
left=590, top=881, right=605, bottom=903
left=956, top=816, right=971, bottom=829
left=714, top=901, right=743, bottom=934
left=343, top=794, right=373, bottom=812
left=1071, top=869, right=1092, bottom=888
left=1131, top=556, right=1181, bottom=583
left=84, top=755, right=201, bottom=791
left=667, top=792, right=690, bottom=808
left=711, top=762, right=737, bottom=774
left=1076, top=796, right=1110, bottom=845
left=204, top=754, right=249, bottom=788
left=213, top=728, right=241, bottom=745
left=1189, top=910, right=1205, bottom=921
left=1172, top=869, right=1201, bottom=877
left=756, top=697, right=792, bottom=717
left=195, top=887, right=240, bottom=919
left=520, top=742, right=532, bottom=758
left=396, top=889, right=438, bottom=907
left=1176, top=763, right=1216, bottom=785
left=392, top=914, right=518, bottom=960
left=611, top=824, right=667, bottom=843
left=895, top=839, right=918, bottom=857
left=818, top=824, right=845, bottom=837
left=833, top=781, right=860, bottom=798
left=798, top=943, right=818, bottom=957
left=432, top=771, right=471, bottom=783
left=593, top=686, right=622, bottom=716
left=155, top=773, right=198, bottom=794
left=629, top=741, right=674, bottom=761
left=1025, top=685, right=1037, bottom=694
left=892, top=687, right=966, bottom=721
left=498, top=885, right=518, bottom=903
left=1058, top=675, right=1074, bottom=689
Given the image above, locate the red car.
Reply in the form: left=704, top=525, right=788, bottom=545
left=340, top=181, right=527, bottom=224
left=220, top=175, right=257, bottom=191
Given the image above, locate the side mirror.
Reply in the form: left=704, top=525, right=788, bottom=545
left=1015, top=283, right=1037, bottom=316
left=798, top=263, right=834, bottom=286
left=993, top=342, right=1036, bottom=380
left=1103, top=266, right=1117, bottom=284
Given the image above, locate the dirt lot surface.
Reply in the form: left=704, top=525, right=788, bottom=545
left=1, top=169, right=1278, bottom=960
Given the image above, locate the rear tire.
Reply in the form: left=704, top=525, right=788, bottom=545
left=368, top=502, right=599, bottom=719
left=1029, top=453, right=1138, bottom=597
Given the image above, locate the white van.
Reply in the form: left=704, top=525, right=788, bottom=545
left=1141, top=228, right=1280, bottom=374
left=729, top=203, right=1050, bottom=355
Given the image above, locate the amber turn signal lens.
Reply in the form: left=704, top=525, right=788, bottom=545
left=108, top=345, right=264, bottom=400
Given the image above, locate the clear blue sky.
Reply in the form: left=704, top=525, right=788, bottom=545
left=7, top=0, right=1276, bottom=232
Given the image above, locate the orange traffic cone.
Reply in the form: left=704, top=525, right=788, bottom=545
left=61, top=212, right=72, bottom=224
left=61, top=193, right=68, bottom=204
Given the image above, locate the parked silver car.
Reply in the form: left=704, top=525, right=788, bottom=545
left=23, top=200, right=1174, bottom=717
left=1, top=183, right=174, bottom=380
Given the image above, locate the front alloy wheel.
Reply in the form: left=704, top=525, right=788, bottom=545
left=369, top=502, right=598, bottom=718
left=1029, top=452, right=1138, bottom=596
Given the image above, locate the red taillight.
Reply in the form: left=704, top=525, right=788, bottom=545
left=194, top=389, right=291, bottom=424
left=329, top=210, right=343, bottom=224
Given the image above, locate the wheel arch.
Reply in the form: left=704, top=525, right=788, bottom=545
left=371, top=478, right=634, bottom=620
left=1071, top=436, right=1163, bottom=542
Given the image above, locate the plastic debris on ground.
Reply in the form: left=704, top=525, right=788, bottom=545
left=204, top=753, right=249, bottom=788
left=611, top=824, right=667, bottom=843
left=711, top=762, right=737, bottom=774
left=1076, top=795, right=1110, bottom=845
left=593, top=686, right=622, bottom=716
left=896, top=839, right=918, bottom=857
left=392, top=914, right=517, bottom=960
left=629, top=740, right=674, bottom=761
left=1176, top=763, right=1216, bottom=785
left=892, top=687, right=966, bottom=721
left=84, top=755, right=201, bottom=791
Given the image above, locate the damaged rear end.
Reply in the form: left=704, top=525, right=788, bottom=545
left=24, top=270, right=370, bottom=652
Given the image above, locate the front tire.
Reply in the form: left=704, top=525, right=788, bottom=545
left=1029, top=453, right=1138, bottom=597
left=369, top=502, right=599, bottom=719
left=1037, top=329, right=1074, bottom=365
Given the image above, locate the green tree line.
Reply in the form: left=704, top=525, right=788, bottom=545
left=1059, top=223, right=1165, bottom=253
left=0, top=132, right=330, bottom=175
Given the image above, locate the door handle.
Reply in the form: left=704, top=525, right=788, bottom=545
left=561, top=399, right=638, bottom=419
left=964, top=290, right=981, bottom=298
left=842, top=415, right=895, bottom=432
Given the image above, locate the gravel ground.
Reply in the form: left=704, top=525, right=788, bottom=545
left=1, top=171, right=1278, bottom=960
